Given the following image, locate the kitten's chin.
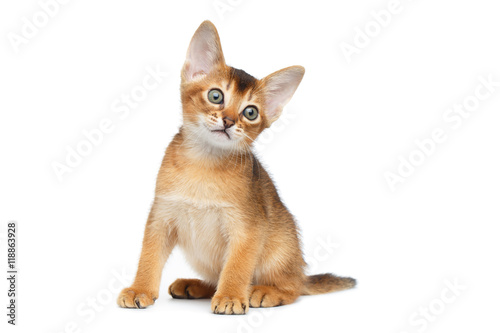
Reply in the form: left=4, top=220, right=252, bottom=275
left=184, top=123, right=243, bottom=156
left=204, top=128, right=239, bottom=151
left=209, top=129, right=232, bottom=141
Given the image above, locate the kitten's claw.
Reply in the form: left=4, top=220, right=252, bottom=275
left=211, top=294, right=248, bottom=315
left=117, top=287, right=157, bottom=309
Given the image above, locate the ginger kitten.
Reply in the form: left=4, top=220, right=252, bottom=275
left=117, top=20, right=355, bottom=314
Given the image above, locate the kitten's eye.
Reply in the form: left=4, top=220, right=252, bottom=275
left=242, top=106, right=259, bottom=121
left=208, top=89, right=224, bottom=104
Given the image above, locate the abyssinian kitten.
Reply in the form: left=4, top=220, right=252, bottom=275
left=117, top=20, right=355, bottom=314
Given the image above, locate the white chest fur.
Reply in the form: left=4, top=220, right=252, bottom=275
left=156, top=193, right=231, bottom=284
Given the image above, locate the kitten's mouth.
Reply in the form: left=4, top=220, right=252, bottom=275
left=211, top=129, right=231, bottom=140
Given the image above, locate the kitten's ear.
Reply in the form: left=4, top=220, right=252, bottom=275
left=261, top=66, right=305, bottom=124
left=182, top=21, right=225, bottom=82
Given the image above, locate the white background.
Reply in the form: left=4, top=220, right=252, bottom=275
left=1, top=0, right=499, bottom=332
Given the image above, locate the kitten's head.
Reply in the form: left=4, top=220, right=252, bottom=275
left=180, top=21, right=304, bottom=154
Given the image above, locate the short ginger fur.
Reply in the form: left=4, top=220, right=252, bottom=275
left=118, top=20, right=355, bottom=314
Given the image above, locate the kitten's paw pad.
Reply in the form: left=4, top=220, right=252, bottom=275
left=168, top=278, right=215, bottom=299
left=211, top=294, right=248, bottom=315
left=249, top=286, right=289, bottom=308
left=117, top=287, right=157, bottom=309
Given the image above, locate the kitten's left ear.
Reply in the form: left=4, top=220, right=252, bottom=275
left=182, top=20, right=225, bottom=82
left=261, top=66, right=305, bottom=124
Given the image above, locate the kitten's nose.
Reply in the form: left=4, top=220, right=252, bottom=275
left=223, top=117, right=235, bottom=129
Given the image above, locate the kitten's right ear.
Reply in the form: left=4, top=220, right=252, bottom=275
left=182, top=21, right=225, bottom=82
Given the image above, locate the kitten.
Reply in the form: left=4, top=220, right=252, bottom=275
left=117, top=20, right=355, bottom=314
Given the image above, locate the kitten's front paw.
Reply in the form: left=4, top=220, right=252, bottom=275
left=211, top=294, right=249, bottom=315
left=117, top=287, right=157, bottom=309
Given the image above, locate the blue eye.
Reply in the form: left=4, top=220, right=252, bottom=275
left=208, top=89, right=224, bottom=104
left=242, top=106, right=258, bottom=120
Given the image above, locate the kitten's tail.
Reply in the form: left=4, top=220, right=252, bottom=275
left=301, top=273, right=357, bottom=295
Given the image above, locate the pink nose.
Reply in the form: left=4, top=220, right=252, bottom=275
left=223, top=117, right=235, bottom=129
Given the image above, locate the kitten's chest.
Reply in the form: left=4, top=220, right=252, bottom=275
left=156, top=195, right=230, bottom=281
left=154, top=150, right=249, bottom=280
left=159, top=159, right=244, bottom=208
left=156, top=170, right=232, bottom=242
left=169, top=199, right=227, bottom=243
left=157, top=159, right=239, bottom=242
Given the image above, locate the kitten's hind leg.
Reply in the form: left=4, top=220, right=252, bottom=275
left=249, top=285, right=300, bottom=308
left=169, top=278, right=216, bottom=299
